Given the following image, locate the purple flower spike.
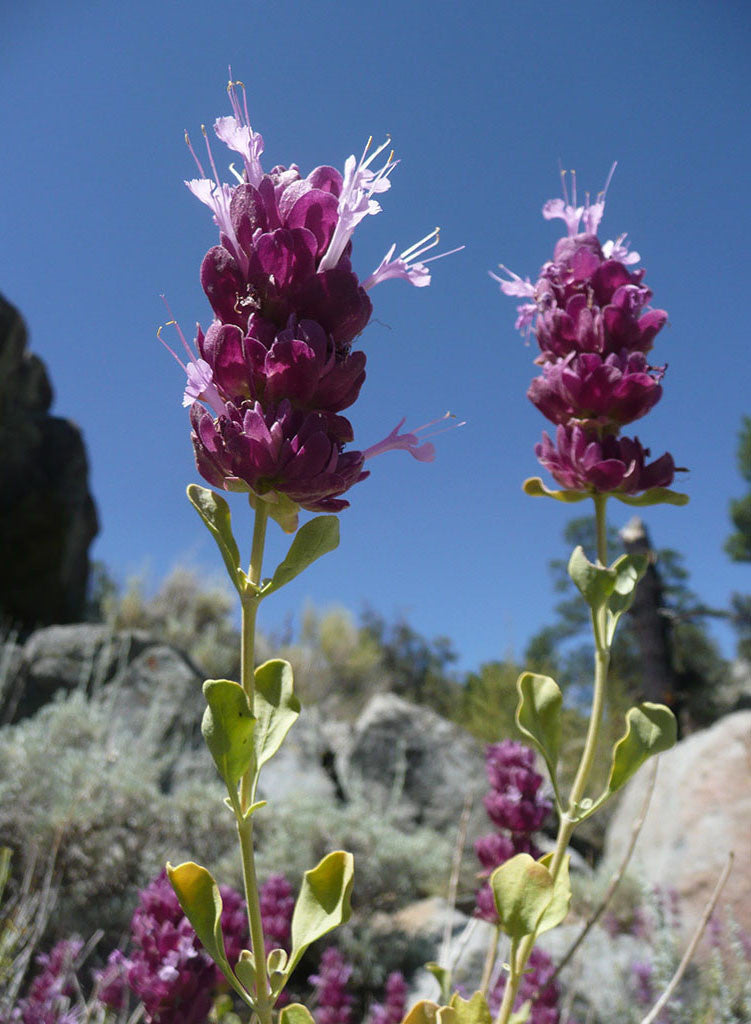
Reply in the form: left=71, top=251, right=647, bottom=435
left=98, top=870, right=249, bottom=1024
left=166, top=76, right=460, bottom=521
left=259, top=873, right=295, bottom=954
left=190, top=401, right=369, bottom=513
left=496, top=165, right=684, bottom=497
left=527, top=351, right=665, bottom=431
left=536, top=426, right=676, bottom=495
left=309, top=947, right=353, bottom=1024
left=473, top=741, right=550, bottom=924
left=94, top=950, right=130, bottom=1010
left=368, top=972, right=408, bottom=1024
left=13, top=938, right=85, bottom=1024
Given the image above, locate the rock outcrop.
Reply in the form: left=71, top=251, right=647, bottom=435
left=602, top=709, right=751, bottom=945
left=0, top=293, right=98, bottom=632
left=336, top=692, right=487, bottom=832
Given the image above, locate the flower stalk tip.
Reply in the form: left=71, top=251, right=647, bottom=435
left=496, top=164, right=683, bottom=499
left=164, top=80, right=461, bottom=522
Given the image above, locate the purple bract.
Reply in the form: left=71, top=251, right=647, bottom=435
left=309, top=946, right=353, bottom=1024
left=473, top=741, right=551, bottom=924
left=98, top=870, right=248, bottom=1024
left=495, top=165, right=682, bottom=497
left=163, top=77, right=459, bottom=527
left=536, top=426, right=676, bottom=495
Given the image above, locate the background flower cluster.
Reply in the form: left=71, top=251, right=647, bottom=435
left=495, top=170, right=679, bottom=496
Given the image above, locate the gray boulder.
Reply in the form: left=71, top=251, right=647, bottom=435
left=0, top=293, right=98, bottom=632
left=257, top=704, right=343, bottom=803
left=9, top=623, right=152, bottom=720
left=337, top=692, right=487, bottom=832
left=602, top=709, right=751, bottom=945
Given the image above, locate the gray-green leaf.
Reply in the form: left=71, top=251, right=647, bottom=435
left=490, top=854, right=558, bottom=942
left=166, top=861, right=229, bottom=972
left=607, top=703, right=677, bottom=795
left=605, top=553, right=649, bottom=644
left=449, top=991, right=492, bottom=1024
left=288, top=851, right=354, bottom=972
left=523, top=478, right=590, bottom=503
left=253, top=660, right=300, bottom=772
left=535, top=853, right=571, bottom=935
left=234, top=950, right=255, bottom=992
left=516, top=673, right=562, bottom=785
left=279, top=1005, right=317, bottom=1024
left=264, top=516, right=339, bottom=596
left=290, top=851, right=354, bottom=970
left=202, top=680, right=255, bottom=787
left=612, top=487, right=689, bottom=507
left=187, top=485, right=246, bottom=594
left=567, top=546, right=616, bottom=610
left=426, top=963, right=452, bottom=1005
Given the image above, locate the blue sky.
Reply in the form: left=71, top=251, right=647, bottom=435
left=3, top=0, right=750, bottom=671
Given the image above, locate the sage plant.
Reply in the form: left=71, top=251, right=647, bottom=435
left=401, top=169, right=686, bottom=1024
left=485, top=168, right=686, bottom=1024
left=159, top=75, right=459, bottom=1024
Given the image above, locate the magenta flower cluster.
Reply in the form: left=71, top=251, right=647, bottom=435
left=367, top=972, right=408, bottom=1024
left=10, top=938, right=84, bottom=1024
left=489, top=947, right=560, bottom=1024
left=474, top=741, right=551, bottom=923
left=308, top=946, right=354, bottom=1024
left=495, top=167, right=679, bottom=496
left=165, top=78, right=457, bottom=528
left=259, top=872, right=295, bottom=956
left=97, top=869, right=248, bottom=1024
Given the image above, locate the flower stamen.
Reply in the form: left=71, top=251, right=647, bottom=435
left=157, top=298, right=226, bottom=417
left=363, top=412, right=464, bottom=463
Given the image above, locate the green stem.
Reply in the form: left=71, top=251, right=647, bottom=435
left=241, top=597, right=260, bottom=711
left=593, top=492, right=608, bottom=566
left=249, top=501, right=270, bottom=587
left=496, top=496, right=612, bottom=1024
left=237, top=813, right=273, bottom=1024
left=240, top=502, right=269, bottom=709
left=494, top=940, right=520, bottom=1024
left=235, top=501, right=271, bottom=1024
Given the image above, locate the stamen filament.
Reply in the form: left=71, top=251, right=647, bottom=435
left=160, top=296, right=195, bottom=362
left=400, top=227, right=440, bottom=261
left=185, top=131, right=206, bottom=178
left=202, top=124, right=224, bottom=194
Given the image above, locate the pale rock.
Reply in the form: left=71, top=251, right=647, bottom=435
left=602, top=709, right=751, bottom=944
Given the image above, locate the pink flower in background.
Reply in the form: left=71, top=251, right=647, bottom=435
left=309, top=947, right=353, bottom=1024
left=97, top=871, right=248, bottom=1024
left=473, top=741, right=551, bottom=924
left=495, top=165, right=681, bottom=497
left=368, top=972, right=408, bottom=1024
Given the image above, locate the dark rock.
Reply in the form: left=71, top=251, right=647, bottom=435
left=9, top=624, right=152, bottom=720
left=337, top=692, right=487, bottom=832
left=0, top=293, right=98, bottom=632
